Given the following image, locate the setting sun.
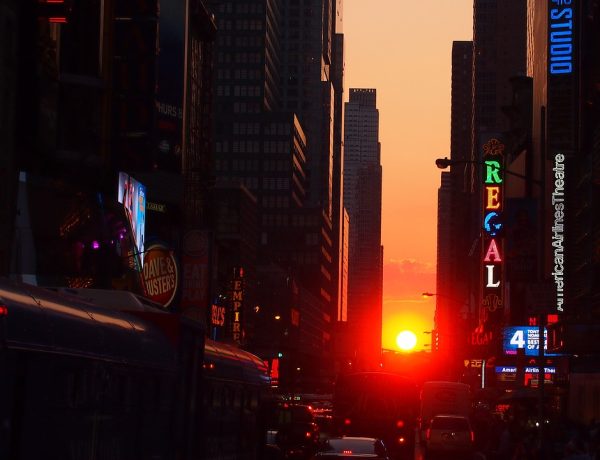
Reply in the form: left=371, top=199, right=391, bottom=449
left=396, top=330, right=417, bottom=351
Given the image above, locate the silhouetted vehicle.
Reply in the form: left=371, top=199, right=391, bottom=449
left=332, top=372, right=419, bottom=459
left=262, top=402, right=321, bottom=459
left=423, top=414, right=474, bottom=459
left=419, top=381, right=471, bottom=441
left=0, top=278, right=270, bottom=460
left=311, top=436, right=391, bottom=459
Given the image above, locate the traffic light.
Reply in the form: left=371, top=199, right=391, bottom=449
left=37, top=0, right=73, bottom=24
left=432, top=330, right=440, bottom=352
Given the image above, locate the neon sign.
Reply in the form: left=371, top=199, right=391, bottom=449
left=549, top=0, right=574, bottom=75
left=481, top=139, right=505, bottom=323
left=231, top=267, right=244, bottom=344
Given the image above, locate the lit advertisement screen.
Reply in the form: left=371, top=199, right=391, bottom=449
left=117, top=172, right=146, bottom=263
left=503, top=326, right=559, bottom=356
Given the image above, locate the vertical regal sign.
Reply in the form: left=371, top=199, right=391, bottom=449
left=231, top=267, right=244, bottom=344
left=481, top=138, right=505, bottom=330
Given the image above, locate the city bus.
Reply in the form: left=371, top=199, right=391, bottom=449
left=332, top=372, right=419, bottom=460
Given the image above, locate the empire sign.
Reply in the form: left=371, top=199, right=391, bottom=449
left=231, top=267, right=244, bottom=344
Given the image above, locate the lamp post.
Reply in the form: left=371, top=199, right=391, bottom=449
left=435, top=155, right=547, bottom=453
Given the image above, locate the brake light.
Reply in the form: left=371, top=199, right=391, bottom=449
left=344, top=418, right=351, bottom=426
left=0, top=305, right=7, bottom=316
left=396, top=420, right=405, bottom=428
left=426, top=428, right=431, bottom=440
left=305, top=432, right=312, bottom=438
left=342, top=450, right=352, bottom=455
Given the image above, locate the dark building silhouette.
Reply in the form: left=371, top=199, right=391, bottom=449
left=437, top=0, right=528, bottom=382
left=529, top=0, right=600, bottom=424
left=435, top=41, right=473, bottom=369
left=209, top=0, right=345, bottom=390
left=343, top=88, right=382, bottom=369
left=4, top=1, right=216, bottom=303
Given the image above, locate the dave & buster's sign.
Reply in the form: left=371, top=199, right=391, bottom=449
left=142, top=244, right=178, bottom=307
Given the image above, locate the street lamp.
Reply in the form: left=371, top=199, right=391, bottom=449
left=435, top=157, right=542, bottom=186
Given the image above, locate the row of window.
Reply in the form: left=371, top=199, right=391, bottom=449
left=217, top=52, right=262, bottom=64
left=216, top=68, right=263, bottom=81
left=265, top=122, right=291, bottom=135
left=233, top=122, right=261, bottom=135
left=215, top=140, right=292, bottom=154
left=233, top=102, right=261, bottom=114
left=262, top=214, right=289, bottom=226
left=262, top=196, right=290, bottom=208
left=263, top=178, right=290, bottom=190
left=259, top=214, right=322, bottom=229
left=234, top=20, right=264, bottom=31
left=217, top=85, right=263, bottom=98
left=214, top=158, right=291, bottom=174
left=216, top=2, right=267, bottom=15
left=202, top=380, right=260, bottom=411
left=215, top=158, right=259, bottom=172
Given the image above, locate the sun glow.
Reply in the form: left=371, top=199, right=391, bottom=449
left=396, top=330, right=417, bottom=351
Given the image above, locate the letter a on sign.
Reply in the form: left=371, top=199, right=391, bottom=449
left=484, top=239, right=502, bottom=262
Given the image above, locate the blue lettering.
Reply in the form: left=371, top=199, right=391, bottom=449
left=550, top=8, right=573, bottom=20
left=549, top=5, right=573, bottom=75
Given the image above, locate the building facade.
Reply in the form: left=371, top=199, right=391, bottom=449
left=343, top=88, right=383, bottom=368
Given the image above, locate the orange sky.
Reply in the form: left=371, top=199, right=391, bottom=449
left=343, top=1, right=474, bottom=351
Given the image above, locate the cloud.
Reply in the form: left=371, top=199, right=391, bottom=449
left=381, top=258, right=437, bottom=349
left=383, top=258, right=435, bottom=299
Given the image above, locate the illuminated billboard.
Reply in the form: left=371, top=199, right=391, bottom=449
left=503, top=326, right=559, bottom=356
left=117, top=172, right=146, bottom=263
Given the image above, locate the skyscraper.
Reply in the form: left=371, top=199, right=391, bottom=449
left=210, top=0, right=344, bottom=390
left=435, top=41, right=473, bottom=372
left=343, top=88, right=382, bottom=367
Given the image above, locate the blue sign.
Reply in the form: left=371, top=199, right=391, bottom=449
left=495, top=366, right=556, bottom=375
left=118, top=172, right=146, bottom=264
left=548, top=0, right=574, bottom=75
left=503, top=326, right=559, bottom=356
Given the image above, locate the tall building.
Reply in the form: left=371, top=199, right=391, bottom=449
left=343, top=88, right=382, bottom=368
left=469, top=0, right=527, bottom=364
left=7, top=0, right=216, bottom=306
left=210, top=0, right=343, bottom=390
left=279, top=0, right=343, bottom=330
left=435, top=172, right=453, bottom=355
left=527, top=0, right=600, bottom=424
left=435, top=41, right=473, bottom=372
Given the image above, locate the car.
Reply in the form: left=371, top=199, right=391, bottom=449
left=271, top=403, right=321, bottom=458
left=424, top=414, right=474, bottom=459
left=311, top=436, right=391, bottom=459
